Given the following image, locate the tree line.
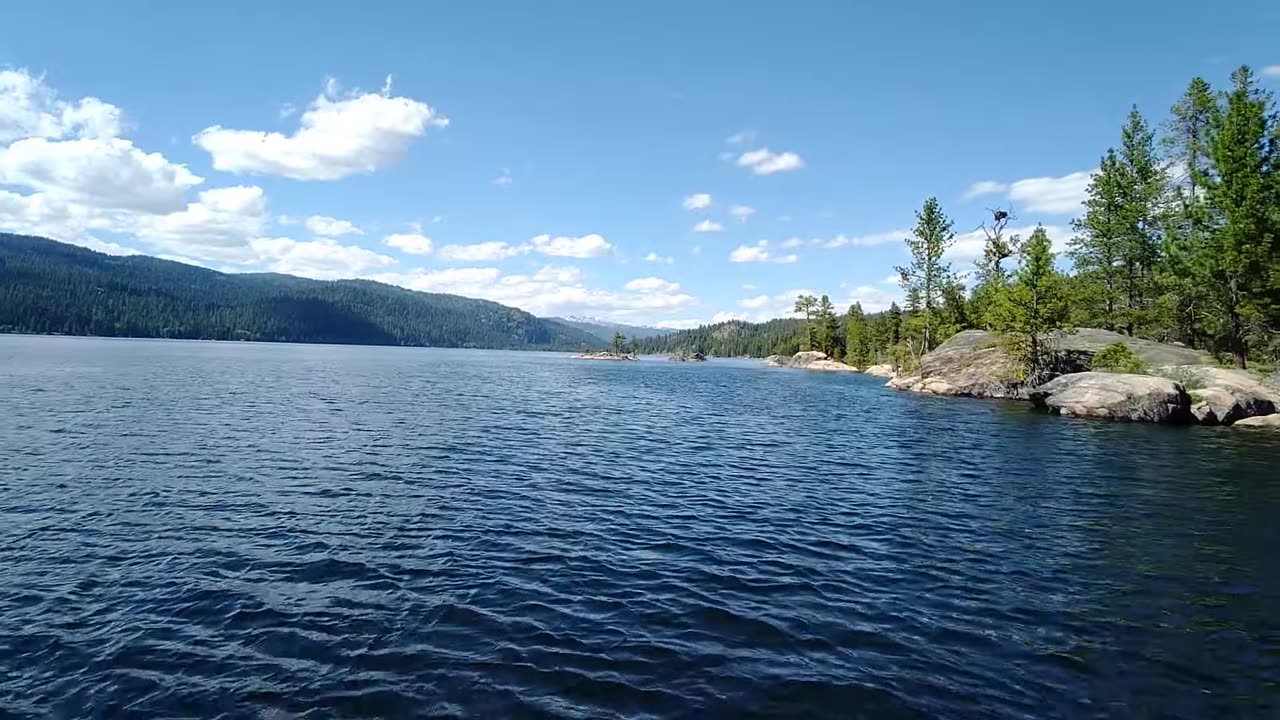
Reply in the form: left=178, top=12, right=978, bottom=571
left=0, top=233, right=603, bottom=350
left=652, top=66, right=1280, bottom=375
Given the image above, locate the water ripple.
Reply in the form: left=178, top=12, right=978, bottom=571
left=2, top=336, right=1279, bottom=718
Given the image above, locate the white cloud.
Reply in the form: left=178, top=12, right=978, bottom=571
left=781, top=237, right=804, bottom=249
left=965, top=170, right=1094, bottom=215
left=725, top=130, right=755, bottom=145
left=438, top=241, right=528, bottom=262
left=193, top=77, right=448, bottom=180
left=693, top=219, right=724, bottom=233
left=816, top=229, right=906, bottom=249
left=1262, top=65, right=1280, bottom=77
left=0, top=137, right=202, bottom=213
left=305, top=215, right=361, bottom=236
left=736, top=148, right=804, bottom=175
left=250, top=237, right=396, bottom=279
left=729, top=204, right=755, bottom=221
left=729, top=240, right=798, bottom=264
left=135, top=185, right=267, bottom=260
left=742, top=283, right=757, bottom=290
left=881, top=274, right=900, bottom=285
left=1009, top=171, right=1092, bottom=214
left=683, top=192, right=712, bottom=210
left=654, top=318, right=706, bottom=330
left=624, top=276, right=681, bottom=294
left=738, top=294, right=771, bottom=309
left=529, top=232, right=612, bottom=258
left=493, top=168, right=512, bottom=185
left=963, top=180, right=1008, bottom=200
left=384, top=232, right=434, bottom=255
left=372, top=264, right=693, bottom=319
left=643, top=251, right=674, bottom=264
left=840, top=284, right=902, bottom=313
left=0, top=69, right=122, bottom=143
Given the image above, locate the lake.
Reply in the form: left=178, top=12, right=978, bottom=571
left=1, top=335, right=1277, bottom=718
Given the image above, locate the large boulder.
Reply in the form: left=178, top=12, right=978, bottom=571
left=1155, top=365, right=1279, bottom=425
left=1029, top=372, right=1191, bottom=423
left=1233, top=414, right=1280, bottom=428
left=863, top=364, right=896, bottom=378
left=763, top=351, right=857, bottom=372
left=889, top=328, right=1214, bottom=399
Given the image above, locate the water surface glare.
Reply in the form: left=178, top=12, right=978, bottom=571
left=2, top=335, right=1278, bottom=718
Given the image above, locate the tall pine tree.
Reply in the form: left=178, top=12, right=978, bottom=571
left=989, top=227, right=1073, bottom=384
left=896, top=197, right=956, bottom=357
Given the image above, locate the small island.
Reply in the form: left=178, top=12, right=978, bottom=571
left=668, top=351, right=707, bottom=362
left=574, top=332, right=638, bottom=360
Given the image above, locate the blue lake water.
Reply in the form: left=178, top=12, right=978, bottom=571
left=1, top=335, right=1278, bottom=719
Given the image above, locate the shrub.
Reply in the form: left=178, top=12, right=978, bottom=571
left=1091, top=342, right=1148, bottom=374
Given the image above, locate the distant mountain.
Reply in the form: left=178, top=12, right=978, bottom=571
left=634, top=318, right=807, bottom=358
left=548, top=315, right=666, bottom=342
left=0, top=233, right=603, bottom=351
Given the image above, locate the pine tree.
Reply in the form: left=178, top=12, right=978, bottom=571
left=1116, top=107, right=1166, bottom=335
left=793, top=294, right=817, bottom=350
left=813, top=294, right=841, bottom=357
left=971, top=209, right=1021, bottom=329
left=989, top=227, right=1073, bottom=384
left=845, top=302, right=872, bottom=367
left=1200, top=66, right=1278, bottom=367
left=612, top=331, right=624, bottom=356
left=1159, top=77, right=1220, bottom=347
left=1070, top=149, right=1126, bottom=330
left=895, top=197, right=956, bottom=357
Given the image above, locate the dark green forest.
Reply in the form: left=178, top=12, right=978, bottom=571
left=647, top=66, right=1280, bottom=374
left=0, top=233, right=602, bottom=350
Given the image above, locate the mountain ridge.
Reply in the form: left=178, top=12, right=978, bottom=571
left=0, top=233, right=603, bottom=351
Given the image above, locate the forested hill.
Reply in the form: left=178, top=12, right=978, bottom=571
left=0, top=233, right=603, bottom=350
left=635, top=318, right=807, bottom=357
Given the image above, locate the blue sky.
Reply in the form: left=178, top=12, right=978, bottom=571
left=2, top=1, right=1278, bottom=327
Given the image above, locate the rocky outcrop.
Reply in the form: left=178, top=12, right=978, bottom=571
left=1029, top=372, right=1191, bottom=423
left=668, top=352, right=707, bottom=362
left=1233, top=414, right=1280, bottom=428
left=887, top=328, right=1214, bottom=400
left=862, top=364, right=896, bottom=378
left=763, top=351, right=858, bottom=373
left=1155, top=365, right=1279, bottom=425
left=574, top=352, right=636, bottom=361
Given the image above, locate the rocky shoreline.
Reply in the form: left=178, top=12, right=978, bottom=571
left=573, top=351, right=636, bottom=361
left=764, top=351, right=858, bottom=373
left=883, top=329, right=1280, bottom=427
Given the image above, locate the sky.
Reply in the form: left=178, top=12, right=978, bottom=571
left=2, top=1, right=1279, bottom=328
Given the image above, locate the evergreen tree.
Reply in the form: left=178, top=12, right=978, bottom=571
left=813, top=294, right=841, bottom=357
left=895, top=197, right=956, bottom=357
left=1200, top=66, right=1278, bottom=367
left=845, top=302, right=872, bottom=367
left=1116, top=106, right=1166, bottom=335
left=1070, top=149, right=1127, bottom=330
left=612, top=331, right=625, bottom=356
left=971, top=209, right=1021, bottom=329
left=989, top=227, right=1073, bottom=384
left=793, top=294, right=818, bottom=350
left=1159, top=77, right=1220, bottom=347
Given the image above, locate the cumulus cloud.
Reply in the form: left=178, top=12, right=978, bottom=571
left=0, top=69, right=122, bottom=143
left=815, top=229, right=906, bottom=249
left=529, top=232, right=612, bottom=258
left=683, top=192, right=712, bottom=210
left=963, top=170, right=1094, bottom=215
left=643, top=251, right=674, bottom=264
left=729, top=240, right=798, bottom=264
left=250, top=237, right=396, bottom=279
left=624, top=276, right=681, bottom=294
left=725, top=130, right=755, bottom=145
left=738, top=294, right=771, bottom=309
left=0, top=137, right=202, bottom=213
left=305, top=215, right=361, bottom=236
left=729, top=204, right=755, bottom=221
left=384, top=232, right=434, bottom=255
left=693, top=219, right=724, bottom=233
left=1261, top=65, right=1280, bottom=77
left=736, top=148, right=804, bottom=175
left=781, top=237, right=804, bottom=249
left=373, top=264, right=694, bottom=319
left=438, top=241, right=528, bottom=262
left=193, top=77, right=448, bottom=180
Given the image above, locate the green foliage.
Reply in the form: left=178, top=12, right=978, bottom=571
left=844, top=303, right=873, bottom=368
left=793, top=294, right=818, bottom=350
left=612, top=331, right=625, bottom=355
left=635, top=318, right=806, bottom=357
left=1091, top=342, right=1149, bottom=374
left=0, top=233, right=602, bottom=350
left=812, top=294, right=842, bottom=358
left=988, top=227, right=1074, bottom=383
left=895, top=197, right=956, bottom=355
